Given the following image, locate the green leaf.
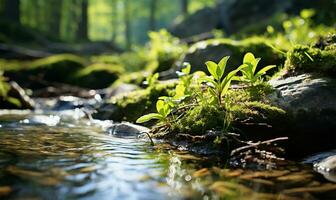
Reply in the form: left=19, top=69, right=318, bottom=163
left=156, top=100, right=165, bottom=115
left=252, top=58, right=261, bottom=74
left=217, top=56, right=230, bottom=79
left=136, top=113, right=164, bottom=123
left=255, top=65, right=276, bottom=77
left=205, top=61, right=218, bottom=80
left=243, top=52, right=255, bottom=64
left=6, top=97, right=21, bottom=107
left=199, top=76, right=217, bottom=87
left=163, top=103, right=171, bottom=117
left=174, top=84, right=186, bottom=99
left=182, top=63, right=191, bottom=75
left=221, top=69, right=239, bottom=96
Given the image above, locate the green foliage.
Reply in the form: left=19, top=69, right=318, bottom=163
left=201, top=56, right=242, bottom=106
left=147, top=29, right=186, bottom=72
left=143, top=73, right=159, bottom=88
left=265, top=9, right=335, bottom=49
left=105, top=81, right=177, bottom=122
left=136, top=100, right=171, bottom=124
left=239, top=52, right=276, bottom=85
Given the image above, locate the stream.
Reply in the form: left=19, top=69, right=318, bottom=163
left=0, top=98, right=336, bottom=200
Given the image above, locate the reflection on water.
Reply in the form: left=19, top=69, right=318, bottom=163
left=0, top=112, right=336, bottom=200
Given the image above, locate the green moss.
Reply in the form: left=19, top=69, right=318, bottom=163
left=170, top=83, right=284, bottom=136
left=111, top=71, right=150, bottom=89
left=3, top=54, right=87, bottom=88
left=231, top=101, right=286, bottom=122
left=172, top=104, right=226, bottom=135
left=106, top=82, right=177, bottom=122
left=285, top=44, right=336, bottom=76
left=228, top=83, right=275, bottom=103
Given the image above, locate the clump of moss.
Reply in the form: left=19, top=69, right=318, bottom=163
left=3, top=54, right=87, bottom=88
left=111, top=71, right=150, bottom=89
left=285, top=43, right=336, bottom=76
left=172, top=104, right=226, bottom=135
left=102, top=82, right=177, bottom=122
left=231, top=101, right=286, bottom=123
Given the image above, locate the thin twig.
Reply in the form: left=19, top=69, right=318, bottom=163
left=230, top=137, right=288, bottom=156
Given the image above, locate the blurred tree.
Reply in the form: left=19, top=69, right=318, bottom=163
left=181, top=0, right=189, bottom=16
left=49, top=0, right=63, bottom=39
left=124, top=0, right=131, bottom=49
left=4, top=0, right=20, bottom=24
left=111, top=0, right=118, bottom=42
left=149, top=0, right=157, bottom=30
left=77, top=0, right=89, bottom=41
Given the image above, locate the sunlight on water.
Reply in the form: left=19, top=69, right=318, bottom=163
left=0, top=112, right=336, bottom=200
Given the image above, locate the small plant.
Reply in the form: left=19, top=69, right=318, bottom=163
left=143, top=73, right=159, bottom=88
left=239, top=52, right=276, bottom=85
left=201, top=56, right=243, bottom=106
left=159, top=63, right=192, bottom=108
left=136, top=99, right=171, bottom=125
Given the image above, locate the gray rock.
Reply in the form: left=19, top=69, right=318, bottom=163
left=107, top=122, right=150, bottom=137
left=269, top=74, right=336, bottom=116
left=314, top=155, right=336, bottom=183
left=265, top=73, right=336, bottom=157
left=314, top=155, right=336, bottom=172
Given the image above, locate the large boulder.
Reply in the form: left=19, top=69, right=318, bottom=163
left=170, top=0, right=291, bottom=38
left=238, top=73, right=336, bottom=158
left=180, top=37, right=285, bottom=74
left=170, top=7, right=219, bottom=39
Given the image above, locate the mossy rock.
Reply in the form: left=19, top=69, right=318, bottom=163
left=94, top=81, right=177, bottom=122
left=285, top=41, right=336, bottom=76
left=181, top=37, right=285, bottom=75
left=111, top=71, right=150, bottom=89
left=72, top=63, right=123, bottom=89
left=4, top=54, right=87, bottom=88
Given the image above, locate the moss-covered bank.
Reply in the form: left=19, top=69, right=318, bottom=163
left=285, top=34, right=336, bottom=76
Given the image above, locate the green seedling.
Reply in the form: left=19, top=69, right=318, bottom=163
left=136, top=99, right=171, bottom=124
left=201, top=56, right=243, bottom=106
left=239, top=52, right=276, bottom=85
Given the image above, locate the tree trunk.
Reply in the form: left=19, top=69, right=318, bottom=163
left=50, top=0, right=63, bottom=39
left=181, top=0, right=188, bottom=16
left=149, top=0, right=157, bottom=31
left=111, top=0, right=117, bottom=42
left=4, top=0, right=20, bottom=24
left=77, top=0, right=89, bottom=41
left=124, top=0, right=131, bottom=49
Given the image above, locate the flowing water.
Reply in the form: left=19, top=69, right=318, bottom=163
left=0, top=109, right=336, bottom=200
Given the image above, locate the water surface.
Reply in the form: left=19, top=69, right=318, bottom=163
left=0, top=111, right=336, bottom=200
